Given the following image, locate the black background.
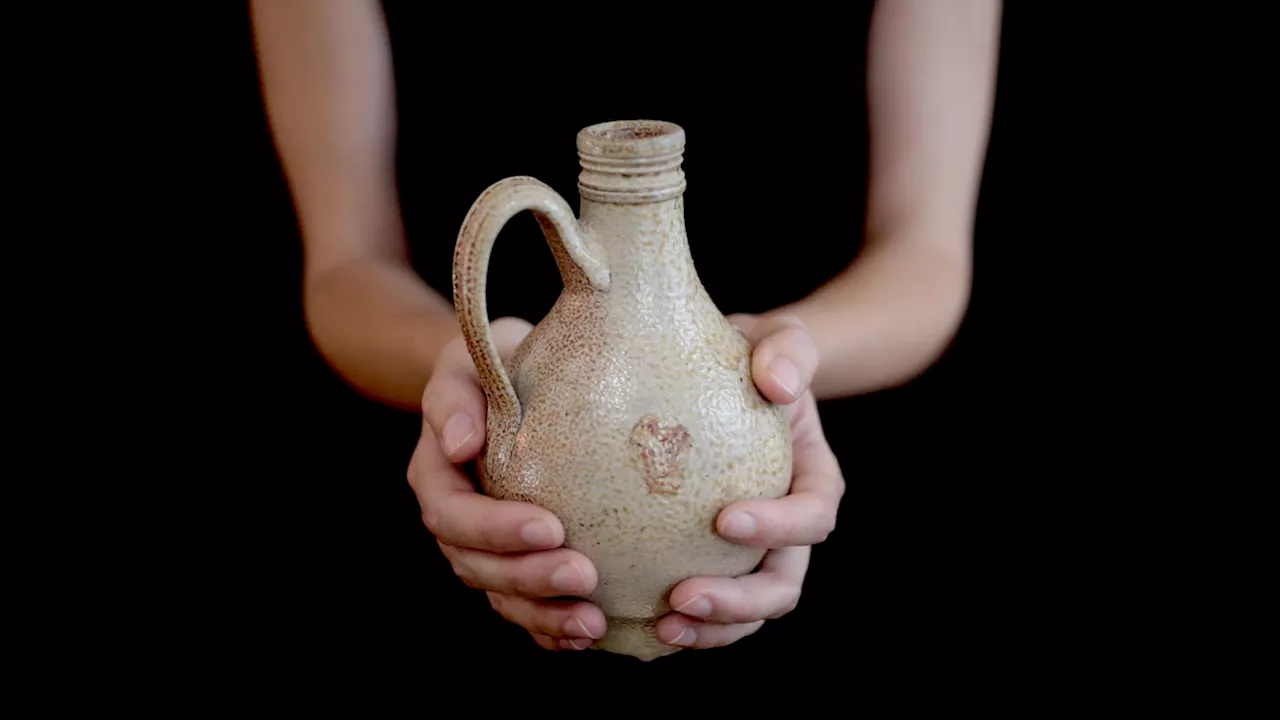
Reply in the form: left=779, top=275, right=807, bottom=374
left=240, top=5, right=1275, bottom=713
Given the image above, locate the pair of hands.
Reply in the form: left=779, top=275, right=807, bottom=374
left=407, top=313, right=846, bottom=651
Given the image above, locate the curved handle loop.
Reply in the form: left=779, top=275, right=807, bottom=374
left=452, top=176, right=610, bottom=468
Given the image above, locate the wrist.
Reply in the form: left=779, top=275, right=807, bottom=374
left=776, top=241, right=971, bottom=400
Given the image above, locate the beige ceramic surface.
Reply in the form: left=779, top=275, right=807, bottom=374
left=453, top=120, right=793, bottom=661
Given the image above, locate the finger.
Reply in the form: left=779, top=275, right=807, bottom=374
left=529, top=633, right=594, bottom=651
left=727, top=313, right=818, bottom=404
left=422, top=319, right=532, bottom=462
left=656, top=616, right=766, bottom=650
left=530, top=633, right=562, bottom=651
left=558, top=637, right=595, bottom=651
left=487, top=592, right=606, bottom=640
left=716, top=403, right=845, bottom=548
left=667, top=546, right=810, bottom=624
left=441, top=544, right=597, bottom=598
left=409, top=431, right=565, bottom=553
left=716, top=472, right=840, bottom=548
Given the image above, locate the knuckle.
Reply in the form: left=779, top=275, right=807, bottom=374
left=421, top=507, right=444, bottom=537
left=771, top=312, right=808, bottom=331
left=531, top=632, right=558, bottom=651
left=489, top=594, right=526, bottom=631
left=449, top=557, right=480, bottom=588
left=527, top=611, right=556, bottom=637
left=753, top=312, right=807, bottom=341
left=455, top=566, right=481, bottom=589
left=539, top=608, right=572, bottom=637
left=809, top=502, right=838, bottom=544
left=720, top=596, right=751, bottom=624
left=779, top=324, right=814, bottom=349
left=772, top=589, right=802, bottom=619
left=500, top=559, right=537, bottom=595
left=508, top=562, right=541, bottom=598
left=724, top=592, right=757, bottom=624
left=421, top=382, right=447, bottom=421
left=478, top=520, right=505, bottom=552
left=831, top=473, right=847, bottom=501
left=493, top=566, right=525, bottom=597
left=505, top=601, right=549, bottom=635
left=820, top=507, right=839, bottom=538
left=419, top=385, right=433, bottom=415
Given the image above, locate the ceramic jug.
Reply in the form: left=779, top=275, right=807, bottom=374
left=452, top=120, right=793, bottom=660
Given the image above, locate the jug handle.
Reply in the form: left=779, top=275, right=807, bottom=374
left=452, top=176, right=610, bottom=453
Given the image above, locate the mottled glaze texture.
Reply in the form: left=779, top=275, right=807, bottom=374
left=453, top=120, right=792, bottom=661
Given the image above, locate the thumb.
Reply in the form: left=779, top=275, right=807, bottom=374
left=423, top=336, right=488, bottom=463
left=422, top=318, right=534, bottom=464
left=726, top=313, right=819, bottom=405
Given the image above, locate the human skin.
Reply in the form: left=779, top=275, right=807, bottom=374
left=251, top=0, right=1001, bottom=650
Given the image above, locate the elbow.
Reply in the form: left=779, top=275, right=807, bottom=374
left=914, top=278, right=972, bottom=378
left=904, top=260, right=973, bottom=384
left=871, top=297, right=969, bottom=393
left=871, top=246, right=974, bottom=391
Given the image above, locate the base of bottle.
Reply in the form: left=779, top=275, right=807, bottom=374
left=592, top=617, right=682, bottom=662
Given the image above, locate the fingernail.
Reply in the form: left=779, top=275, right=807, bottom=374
left=441, top=413, right=475, bottom=456
left=551, top=563, right=586, bottom=593
left=559, top=638, right=591, bottom=650
left=667, top=627, right=696, bottom=647
left=767, top=357, right=801, bottom=399
left=520, top=519, right=557, bottom=547
left=675, top=595, right=712, bottom=618
left=721, top=511, right=758, bottom=539
left=565, top=616, right=599, bottom=639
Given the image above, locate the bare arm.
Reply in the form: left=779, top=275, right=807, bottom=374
left=251, top=0, right=459, bottom=410
left=783, top=0, right=1002, bottom=400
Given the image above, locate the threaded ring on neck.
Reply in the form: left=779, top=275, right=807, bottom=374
left=577, top=120, right=686, bottom=204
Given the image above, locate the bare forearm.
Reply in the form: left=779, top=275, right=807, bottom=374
left=785, top=234, right=970, bottom=399
left=251, top=0, right=403, bottom=260
left=305, top=257, right=459, bottom=410
left=252, top=0, right=458, bottom=409
left=786, top=0, right=1000, bottom=400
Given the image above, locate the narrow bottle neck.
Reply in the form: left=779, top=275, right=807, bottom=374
left=577, top=151, right=686, bottom=205
left=573, top=120, right=700, bottom=303
left=579, top=196, right=701, bottom=303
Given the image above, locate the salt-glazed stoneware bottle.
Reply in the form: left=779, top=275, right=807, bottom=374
left=452, top=120, right=793, bottom=661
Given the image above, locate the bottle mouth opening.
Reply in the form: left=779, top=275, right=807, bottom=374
left=577, top=120, right=685, bottom=158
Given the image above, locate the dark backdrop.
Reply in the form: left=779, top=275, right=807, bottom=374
left=240, top=6, right=1275, bottom=713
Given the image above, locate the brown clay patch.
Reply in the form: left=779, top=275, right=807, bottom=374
left=629, top=414, right=692, bottom=496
